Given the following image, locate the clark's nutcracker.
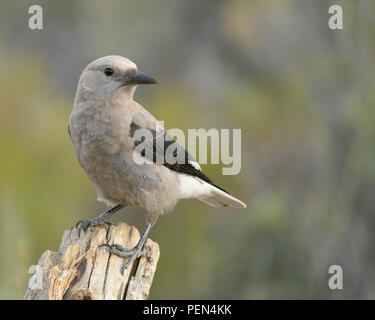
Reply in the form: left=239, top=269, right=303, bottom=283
left=68, top=56, right=246, bottom=270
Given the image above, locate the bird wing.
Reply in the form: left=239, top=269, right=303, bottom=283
left=128, top=109, right=246, bottom=209
left=128, top=120, right=228, bottom=193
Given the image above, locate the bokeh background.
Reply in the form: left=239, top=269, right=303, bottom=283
left=0, top=0, right=374, bottom=299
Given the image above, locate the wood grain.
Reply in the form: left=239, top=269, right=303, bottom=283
left=24, top=222, right=160, bottom=300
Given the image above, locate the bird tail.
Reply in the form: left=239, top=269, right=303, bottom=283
left=197, top=181, right=246, bottom=209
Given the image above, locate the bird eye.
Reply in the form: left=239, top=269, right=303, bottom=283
left=104, top=68, right=113, bottom=76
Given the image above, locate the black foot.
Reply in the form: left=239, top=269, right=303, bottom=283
left=75, top=216, right=113, bottom=237
left=100, top=243, right=152, bottom=273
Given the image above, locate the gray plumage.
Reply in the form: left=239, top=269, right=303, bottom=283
left=68, top=56, right=246, bottom=269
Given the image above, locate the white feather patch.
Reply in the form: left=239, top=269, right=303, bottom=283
left=178, top=174, right=246, bottom=209
left=178, top=174, right=211, bottom=199
left=189, top=160, right=201, bottom=171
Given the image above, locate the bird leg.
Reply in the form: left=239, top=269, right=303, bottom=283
left=100, top=223, right=153, bottom=273
left=76, top=204, right=125, bottom=236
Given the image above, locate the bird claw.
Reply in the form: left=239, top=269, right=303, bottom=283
left=143, top=245, right=153, bottom=262
left=75, top=217, right=113, bottom=237
left=99, top=243, right=152, bottom=274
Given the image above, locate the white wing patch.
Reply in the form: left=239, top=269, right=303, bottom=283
left=178, top=174, right=209, bottom=199
left=189, top=160, right=201, bottom=171
left=178, top=174, right=246, bottom=209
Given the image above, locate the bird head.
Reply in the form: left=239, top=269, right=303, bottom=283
left=76, top=55, right=158, bottom=102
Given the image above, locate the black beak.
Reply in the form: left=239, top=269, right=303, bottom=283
left=124, top=71, right=158, bottom=85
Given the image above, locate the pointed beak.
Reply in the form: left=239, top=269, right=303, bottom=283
left=124, top=71, right=158, bottom=85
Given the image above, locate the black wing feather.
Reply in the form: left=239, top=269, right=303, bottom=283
left=129, top=121, right=228, bottom=193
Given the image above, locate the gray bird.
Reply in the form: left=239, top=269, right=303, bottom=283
left=68, top=55, right=246, bottom=270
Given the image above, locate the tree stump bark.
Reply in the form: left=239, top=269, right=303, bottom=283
left=24, top=222, right=160, bottom=300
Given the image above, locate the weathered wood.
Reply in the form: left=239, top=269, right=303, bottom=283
left=24, top=222, right=160, bottom=300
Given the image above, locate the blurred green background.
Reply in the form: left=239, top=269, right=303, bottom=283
left=1, top=0, right=374, bottom=299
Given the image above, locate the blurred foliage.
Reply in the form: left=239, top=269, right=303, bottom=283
left=0, top=0, right=375, bottom=299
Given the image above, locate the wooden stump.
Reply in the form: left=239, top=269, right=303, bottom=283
left=24, top=222, right=160, bottom=300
